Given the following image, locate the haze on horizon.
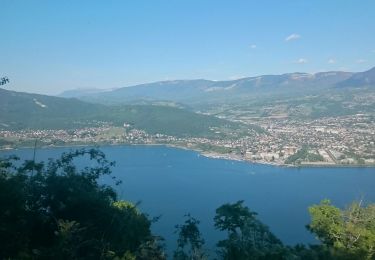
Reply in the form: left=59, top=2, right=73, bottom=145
left=1, top=0, right=375, bottom=95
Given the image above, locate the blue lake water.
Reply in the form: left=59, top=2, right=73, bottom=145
left=1, top=145, right=375, bottom=254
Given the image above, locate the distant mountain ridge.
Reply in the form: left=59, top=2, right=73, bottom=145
left=59, top=88, right=116, bottom=98
left=58, top=67, right=375, bottom=105
left=336, top=66, right=375, bottom=88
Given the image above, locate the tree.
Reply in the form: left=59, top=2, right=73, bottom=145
left=136, top=236, right=166, bottom=260
left=0, top=148, right=164, bottom=259
left=308, top=199, right=375, bottom=259
left=3, top=147, right=374, bottom=260
left=173, top=214, right=207, bottom=260
left=0, top=76, right=9, bottom=86
left=214, top=200, right=286, bottom=259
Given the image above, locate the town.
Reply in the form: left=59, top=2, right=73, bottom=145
left=1, top=113, right=373, bottom=167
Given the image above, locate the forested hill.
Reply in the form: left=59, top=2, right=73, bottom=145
left=0, top=88, right=241, bottom=137
left=0, top=88, right=105, bottom=129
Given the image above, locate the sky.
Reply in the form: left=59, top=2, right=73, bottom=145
left=1, top=0, right=375, bottom=95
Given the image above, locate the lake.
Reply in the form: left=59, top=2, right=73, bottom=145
left=1, top=145, right=374, bottom=255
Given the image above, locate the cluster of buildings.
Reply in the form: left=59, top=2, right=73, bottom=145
left=1, top=114, right=374, bottom=166
left=238, top=114, right=374, bottom=165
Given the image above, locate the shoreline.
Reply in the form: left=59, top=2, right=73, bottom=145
left=1, top=142, right=375, bottom=169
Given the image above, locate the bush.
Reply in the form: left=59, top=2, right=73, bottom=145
left=0, top=148, right=165, bottom=259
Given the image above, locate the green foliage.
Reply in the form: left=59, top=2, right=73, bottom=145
left=214, top=200, right=285, bottom=259
left=0, top=148, right=164, bottom=259
left=0, top=88, right=241, bottom=138
left=308, top=199, right=375, bottom=259
left=288, top=244, right=335, bottom=260
left=135, top=236, right=167, bottom=260
left=173, top=214, right=207, bottom=260
left=2, top=146, right=375, bottom=259
left=102, top=105, right=241, bottom=138
left=0, top=88, right=106, bottom=130
left=285, top=147, right=324, bottom=164
left=212, top=199, right=375, bottom=259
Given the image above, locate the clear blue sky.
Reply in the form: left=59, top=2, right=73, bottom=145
left=1, top=0, right=374, bottom=95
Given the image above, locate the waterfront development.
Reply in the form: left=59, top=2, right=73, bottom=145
left=1, top=113, right=374, bottom=167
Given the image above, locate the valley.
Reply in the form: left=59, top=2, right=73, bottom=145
left=1, top=67, right=374, bottom=167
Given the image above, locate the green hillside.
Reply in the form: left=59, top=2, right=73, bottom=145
left=0, top=88, right=105, bottom=129
left=0, top=88, right=243, bottom=138
left=101, top=105, right=239, bottom=137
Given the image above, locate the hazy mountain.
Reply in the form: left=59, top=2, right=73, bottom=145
left=59, top=88, right=115, bottom=98
left=79, top=79, right=216, bottom=104
left=68, top=69, right=363, bottom=105
left=0, top=88, right=241, bottom=137
left=336, top=67, right=375, bottom=88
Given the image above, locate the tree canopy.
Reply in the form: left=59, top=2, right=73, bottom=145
left=214, top=200, right=286, bottom=259
left=308, top=199, right=375, bottom=259
left=1, top=149, right=374, bottom=259
left=0, top=148, right=165, bottom=259
left=0, top=76, right=9, bottom=86
left=173, top=214, right=207, bottom=260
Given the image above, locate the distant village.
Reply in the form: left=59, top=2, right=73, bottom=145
left=1, top=114, right=374, bottom=167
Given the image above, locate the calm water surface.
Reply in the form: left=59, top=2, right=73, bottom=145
left=2, top=145, right=374, bottom=253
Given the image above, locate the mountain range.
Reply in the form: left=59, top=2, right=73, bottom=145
left=1, top=66, right=374, bottom=136
left=59, top=67, right=375, bottom=105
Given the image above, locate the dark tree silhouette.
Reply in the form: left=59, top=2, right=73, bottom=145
left=0, top=148, right=165, bottom=259
left=0, top=76, right=9, bottom=86
left=214, top=200, right=286, bottom=259
left=173, top=214, right=207, bottom=260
